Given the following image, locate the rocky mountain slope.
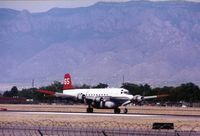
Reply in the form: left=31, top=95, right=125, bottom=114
left=0, top=1, right=200, bottom=89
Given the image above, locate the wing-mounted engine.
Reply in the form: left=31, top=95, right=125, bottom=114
left=94, top=96, right=103, bottom=102
left=132, top=95, right=144, bottom=102
left=93, top=96, right=103, bottom=108
left=77, top=93, right=86, bottom=103
left=92, top=96, right=115, bottom=109
left=104, top=101, right=115, bottom=108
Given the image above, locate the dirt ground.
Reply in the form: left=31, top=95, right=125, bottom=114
left=0, top=104, right=200, bottom=130
left=1, top=104, right=200, bottom=115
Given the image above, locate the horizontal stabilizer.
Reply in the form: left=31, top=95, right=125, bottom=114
left=37, top=90, right=55, bottom=95
left=36, top=89, right=75, bottom=98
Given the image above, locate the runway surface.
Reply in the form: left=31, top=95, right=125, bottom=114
left=2, top=110, right=200, bottom=120
left=1, top=110, right=200, bottom=136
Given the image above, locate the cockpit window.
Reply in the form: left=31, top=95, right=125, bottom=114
left=121, top=89, right=129, bottom=94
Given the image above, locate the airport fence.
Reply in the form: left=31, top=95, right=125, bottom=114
left=0, top=120, right=200, bottom=136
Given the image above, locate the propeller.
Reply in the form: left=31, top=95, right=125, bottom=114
left=122, top=94, right=168, bottom=106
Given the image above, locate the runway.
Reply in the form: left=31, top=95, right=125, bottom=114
left=2, top=110, right=200, bottom=120
left=1, top=110, right=200, bottom=135
left=6, top=111, right=157, bottom=117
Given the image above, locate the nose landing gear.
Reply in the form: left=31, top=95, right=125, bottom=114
left=123, top=108, right=128, bottom=114
left=114, top=107, right=128, bottom=114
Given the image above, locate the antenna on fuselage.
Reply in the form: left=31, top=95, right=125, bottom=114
left=122, top=75, right=125, bottom=84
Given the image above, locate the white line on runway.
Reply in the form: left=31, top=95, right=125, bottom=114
left=8, top=111, right=157, bottom=117
left=2, top=111, right=200, bottom=120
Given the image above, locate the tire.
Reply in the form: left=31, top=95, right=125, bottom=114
left=87, top=107, right=93, bottom=113
left=114, top=108, right=121, bottom=114
left=123, top=108, right=128, bottom=114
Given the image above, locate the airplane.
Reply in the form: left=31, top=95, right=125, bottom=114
left=37, top=73, right=167, bottom=114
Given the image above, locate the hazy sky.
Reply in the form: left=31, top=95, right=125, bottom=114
left=0, top=0, right=130, bottom=13
left=0, top=0, right=199, bottom=13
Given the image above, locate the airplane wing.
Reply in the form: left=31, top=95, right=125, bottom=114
left=36, top=90, right=75, bottom=98
left=122, top=94, right=168, bottom=106
left=143, top=94, right=168, bottom=100
left=143, top=95, right=157, bottom=100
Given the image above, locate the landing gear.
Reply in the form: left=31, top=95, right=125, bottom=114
left=114, top=107, right=121, bottom=114
left=123, top=108, right=128, bottom=114
left=87, top=107, right=93, bottom=113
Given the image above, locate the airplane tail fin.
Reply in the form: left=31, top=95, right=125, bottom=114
left=63, top=73, right=73, bottom=90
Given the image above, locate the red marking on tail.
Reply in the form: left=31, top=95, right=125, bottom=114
left=63, top=73, right=73, bottom=90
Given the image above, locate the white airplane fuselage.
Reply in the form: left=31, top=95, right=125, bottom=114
left=63, top=88, right=133, bottom=109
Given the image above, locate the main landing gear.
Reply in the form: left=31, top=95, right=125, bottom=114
left=114, top=107, right=128, bottom=114
left=86, top=106, right=128, bottom=114
left=114, top=108, right=121, bottom=114
left=87, top=106, right=93, bottom=113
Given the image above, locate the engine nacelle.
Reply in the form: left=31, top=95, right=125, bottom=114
left=94, top=97, right=102, bottom=102
left=133, top=95, right=144, bottom=102
left=77, top=93, right=85, bottom=103
left=104, top=101, right=115, bottom=108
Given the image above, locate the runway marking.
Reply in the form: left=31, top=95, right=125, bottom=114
left=2, top=111, right=200, bottom=120
left=5, top=111, right=157, bottom=117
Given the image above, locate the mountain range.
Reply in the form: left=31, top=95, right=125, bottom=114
left=0, top=1, right=200, bottom=91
